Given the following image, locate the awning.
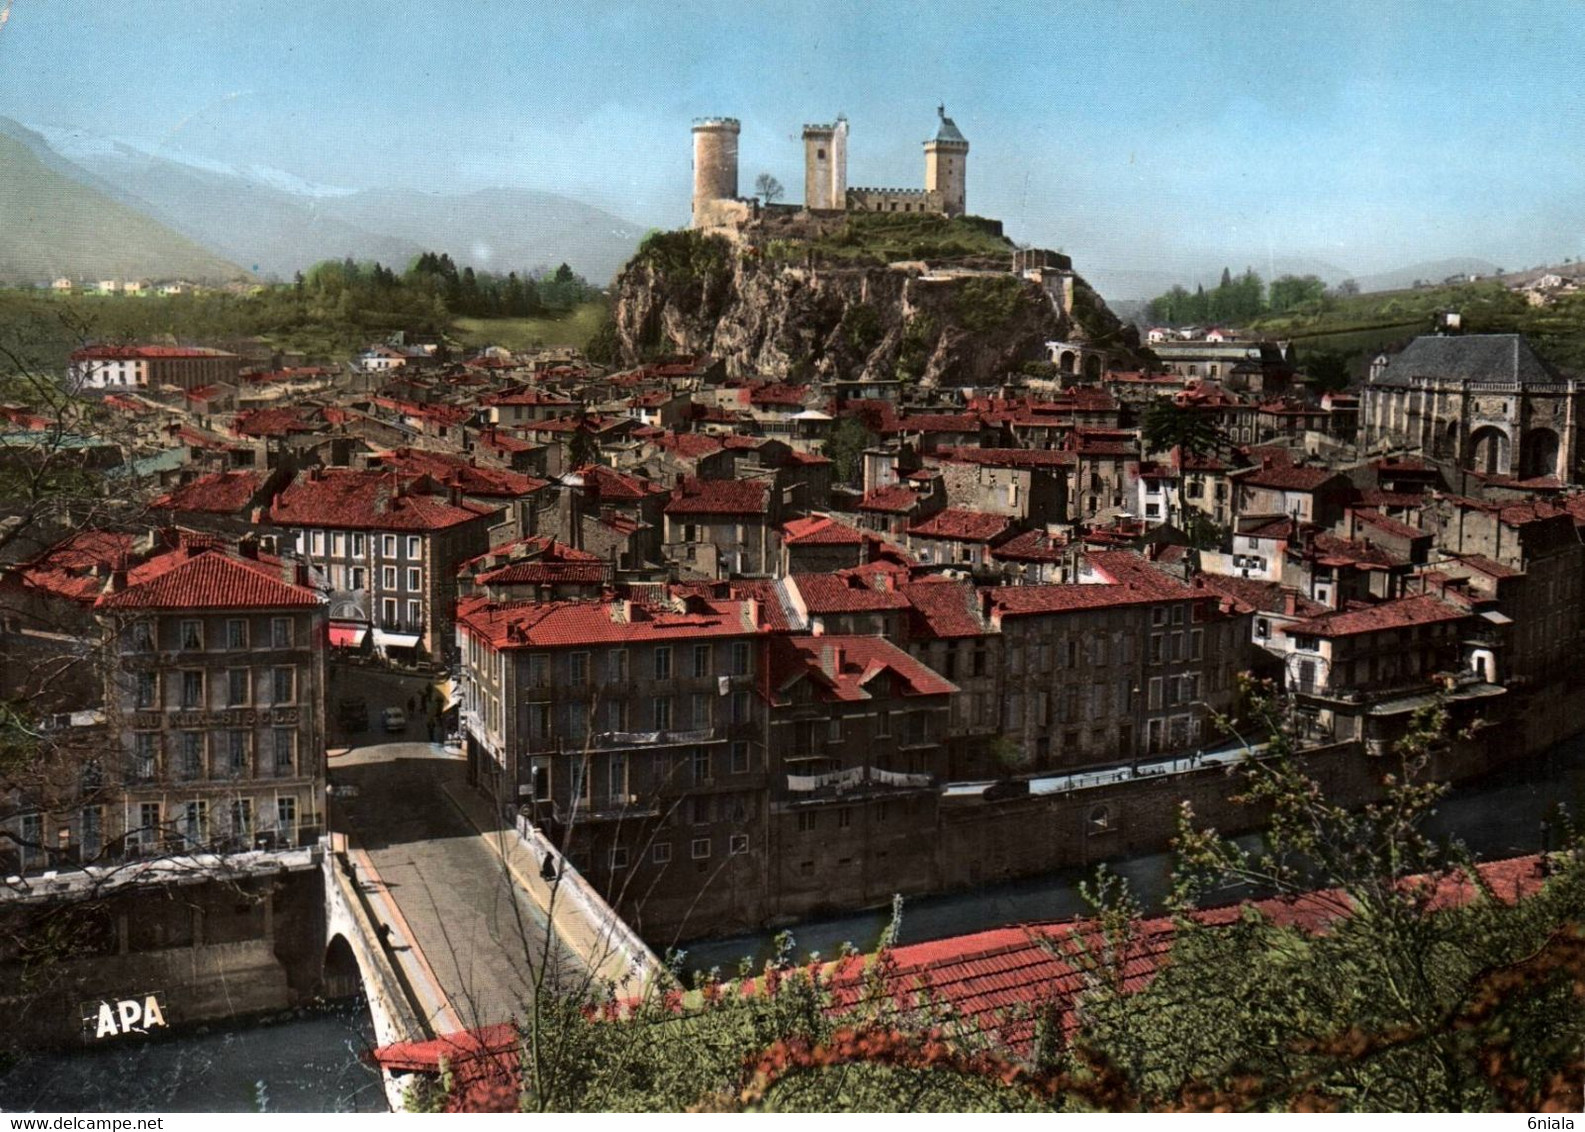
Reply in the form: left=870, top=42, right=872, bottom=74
left=372, top=629, right=422, bottom=649
left=329, top=624, right=367, bottom=647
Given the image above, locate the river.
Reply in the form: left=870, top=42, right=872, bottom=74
left=5, top=732, right=1584, bottom=1113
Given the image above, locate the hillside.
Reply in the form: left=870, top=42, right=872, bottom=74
left=0, top=134, right=246, bottom=284
left=609, top=223, right=1140, bottom=384
left=1247, top=278, right=1585, bottom=374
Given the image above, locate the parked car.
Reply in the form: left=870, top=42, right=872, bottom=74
left=338, top=698, right=369, bottom=732
left=381, top=706, right=407, bottom=733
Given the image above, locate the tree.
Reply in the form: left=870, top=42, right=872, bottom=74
left=567, top=424, right=600, bottom=471
left=754, top=174, right=785, bottom=206
left=1301, top=348, right=1353, bottom=394
left=822, top=415, right=875, bottom=487
left=1141, top=400, right=1225, bottom=458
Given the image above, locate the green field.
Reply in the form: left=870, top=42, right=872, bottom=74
left=452, top=302, right=608, bottom=351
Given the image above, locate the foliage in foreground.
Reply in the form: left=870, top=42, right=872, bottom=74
left=416, top=685, right=1585, bottom=1112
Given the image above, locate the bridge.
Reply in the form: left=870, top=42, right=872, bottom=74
left=321, top=743, right=661, bottom=1108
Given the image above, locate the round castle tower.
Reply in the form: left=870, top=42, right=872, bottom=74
left=923, top=105, right=969, bottom=217
left=691, top=117, right=741, bottom=227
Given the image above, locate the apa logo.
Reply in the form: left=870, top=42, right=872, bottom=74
left=82, top=993, right=168, bottom=1040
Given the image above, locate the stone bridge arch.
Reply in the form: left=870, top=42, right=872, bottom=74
left=1521, top=427, right=1560, bottom=480
left=323, top=933, right=362, bottom=1001
left=1468, top=425, right=1512, bottom=475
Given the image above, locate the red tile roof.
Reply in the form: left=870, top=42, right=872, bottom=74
left=899, top=579, right=985, bottom=639
left=782, top=515, right=866, bottom=546
left=858, top=485, right=923, bottom=513
left=1240, top=463, right=1339, bottom=491
left=664, top=477, right=771, bottom=516
left=576, top=464, right=659, bottom=503
left=1281, top=593, right=1467, bottom=639
left=95, top=546, right=320, bottom=611
left=269, top=469, right=497, bottom=532
left=1350, top=508, right=1425, bottom=541
left=456, top=594, right=761, bottom=648
left=378, top=448, right=547, bottom=498
left=154, top=470, right=267, bottom=514
left=906, top=508, right=1013, bottom=543
left=6, top=531, right=137, bottom=603
left=233, top=406, right=325, bottom=438
left=1193, top=574, right=1326, bottom=618
left=792, top=571, right=911, bottom=614
left=769, top=634, right=957, bottom=703
left=990, top=528, right=1072, bottom=563
left=72, top=344, right=235, bottom=360
left=652, top=432, right=725, bottom=460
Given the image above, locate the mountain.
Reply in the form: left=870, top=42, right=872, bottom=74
left=23, top=121, right=647, bottom=285
left=0, top=126, right=245, bottom=284
left=1352, top=257, right=1504, bottom=294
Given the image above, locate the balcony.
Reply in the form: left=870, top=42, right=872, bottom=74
left=783, top=764, right=935, bottom=801
left=588, top=727, right=721, bottom=750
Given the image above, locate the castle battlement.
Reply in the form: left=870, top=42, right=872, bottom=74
left=692, top=107, right=967, bottom=229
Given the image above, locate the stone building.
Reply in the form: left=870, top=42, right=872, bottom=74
left=1360, top=334, right=1585, bottom=481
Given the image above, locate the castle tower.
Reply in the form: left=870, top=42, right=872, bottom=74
left=691, top=117, right=741, bottom=228
left=923, top=105, right=968, bottom=217
left=802, top=115, right=848, bottom=211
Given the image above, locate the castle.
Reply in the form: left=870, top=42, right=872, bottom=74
left=691, top=106, right=970, bottom=231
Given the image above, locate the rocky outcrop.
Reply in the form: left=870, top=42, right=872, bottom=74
left=610, top=230, right=1138, bottom=385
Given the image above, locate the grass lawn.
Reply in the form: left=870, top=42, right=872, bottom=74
left=452, top=302, right=607, bottom=351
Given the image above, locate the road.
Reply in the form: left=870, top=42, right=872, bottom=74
left=329, top=743, right=586, bottom=1032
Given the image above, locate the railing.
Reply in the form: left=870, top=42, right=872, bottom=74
left=589, top=727, right=720, bottom=749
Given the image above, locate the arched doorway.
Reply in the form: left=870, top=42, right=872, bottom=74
left=1521, top=427, right=1560, bottom=479
left=1082, top=354, right=1103, bottom=380
left=1058, top=350, right=1077, bottom=375
left=1468, top=426, right=1511, bottom=475
left=323, top=934, right=362, bottom=1000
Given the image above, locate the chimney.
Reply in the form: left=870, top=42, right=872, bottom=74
left=820, top=642, right=838, bottom=677
left=309, top=465, right=324, bottom=482
left=1283, top=591, right=1299, bottom=616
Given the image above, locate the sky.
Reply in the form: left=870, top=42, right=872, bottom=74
left=4, top=0, right=1585, bottom=295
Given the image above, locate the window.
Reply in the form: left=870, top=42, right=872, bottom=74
left=406, top=567, right=422, bottom=592
left=181, top=620, right=203, bottom=650
left=838, top=807, right=851, bottom=830
left=827, top=716, right=842, bottom=743
left=1152, top=606, right=1167, bottom=627
left=407, top=600, right=422, bottom=625
left=1148, top=677, right=1163, bottom=710
left=797, top=811, right=817, bottom=834
left=230, top=799, right=253, bottom=840
left=1255, top=618, right=1271, bottom=640
left=277, top=796, right=297, bottom=838
left=382, top=598, right=398, bottom=624
left=311, top=531, right=326, bottom=557
left=731, top=690, right=750, bottom=724
left=1149, top=635, right=1163, bottom=664
left=730, top=741, right=750, bottom=774
left=528, top=756, right=551, bottom=801
left=652, top=696, right=672, bottom=731
left=610, top=846, right=629, bottom=869
left=227, top=668, right=250, bottom=707
left=271, top=618, right=293, bottom=648
left=602, top=699, right=624, bottom=733
left=382, top=566, right=398, bottom=589
left=690, top=693, right=711, bottom=729
left=693, top=644, right=712, bottom=678
left=227, top=731, right=247, bottom=776
left=183, top=800, right=208, bottom=844
left=131, top=621, right=155, bottom=653
left=570, top=652, right=590, bottom=684
left=266, top=666, right=292, bottom=703
left=729, top=833, right=749, bottom=855
left=382, top=535, right=397, bottom=558
left=609, top=650, right=629, bottom=683
left=351, top=533, right=366, bottom=557
left=608, top=753, right=627, bottom=803
left=180, top=731, right=203, bottom=779
left=1191, top=630, right=1203, bottom=660
left=349, top=566, right=366, bottom=590
left=652, top=842, right=672, bottom=865
left=691, top=837, right=711, bottom=860
left=332, top=532, right=346, bottom=557
left=132, top=733, right=157, bottom=781
left=135, top=671, right=158, bottom=709
left=181, top=670, right=204, bottom=709
left=730, top=641, right=750, bottom=676
left=653, top=646, right=672, bottom=680
left=692, top=747, right=710, bottom=785
left=226, top=619, right=248, bottom=649
left=136, top=802, right=161, bottom=849
left=273, top=729, right=294, bottom=774
left=527, top=703, right=551, bottom=742
left=406, top=536, right=421, bottom=559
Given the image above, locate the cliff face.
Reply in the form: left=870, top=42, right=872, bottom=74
left=610, top=231, right=1136, bottom=385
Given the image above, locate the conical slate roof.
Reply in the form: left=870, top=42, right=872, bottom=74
left=930, top=105, right=967, bottom=145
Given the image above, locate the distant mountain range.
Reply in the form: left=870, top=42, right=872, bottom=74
left=0, top=118, right=649, bottom=286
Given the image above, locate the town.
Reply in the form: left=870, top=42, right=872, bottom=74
left=3, top=93, right=1585, bottom=1114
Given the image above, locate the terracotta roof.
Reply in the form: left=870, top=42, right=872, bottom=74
left=1280, top=593, right=1468, bottom=639
left=72, top=344, right=235, bottom=360
left=906, top=508, right=1013, bottom=543
left=899, top=579, right=985, bottom=639
left=379, top=448, right=547, bottom=498
left=233, top=406, right=325, bottom=438
left=769, top=634, right=957, bottom=703
left=269, top=469, right=496, bottom=532
left=664, top=477, right=771, bottom=516
left=456, top=594, right=761, bottom=648
left=1350, top=508, right=1425, bottom=541
left=1458, top=554, right=1523, bottom=580
left=933, top=446, right=1074, bottom=469
left=95, top=547, right=320, bottom=611
left=782, top=515, right=866, bottom=546
left=1084, top=551, right=1202, bottom=599
left=7, top=531, right=137, bottom=603
left=885, top=413, right=983, bottom=435
left=858, top=485, right=923, bottom=513
left=577, top=464, right=659, bottom=503
left=154, top=470, right=267, bottom=514
left=1240, top=463, right=1339, bottom=491
left=1194, top=574, right=1326, bottom=618
left=651, top=432, right=725, bottom=460
left=990, top=528, right=1072, bottom=562
left=792, top=572, right=911, bottom=614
